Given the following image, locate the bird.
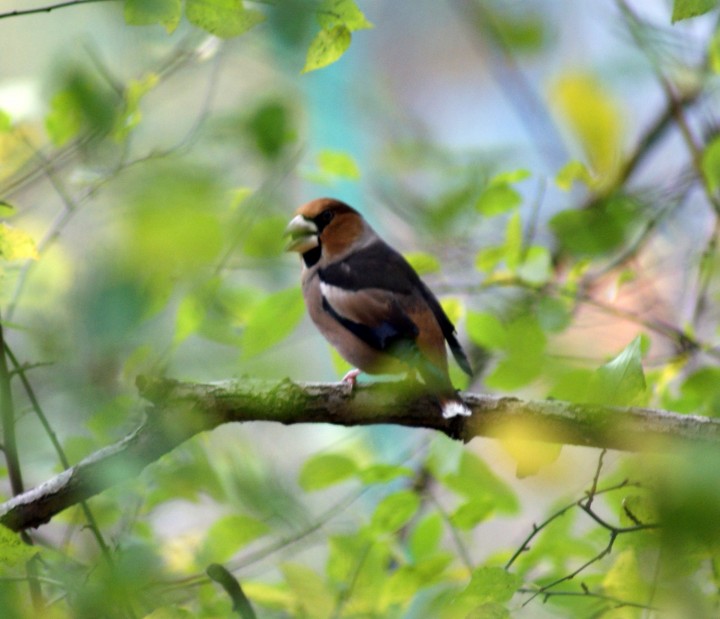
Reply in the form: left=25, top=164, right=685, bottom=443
left=285, top=197, right=473, bottom=418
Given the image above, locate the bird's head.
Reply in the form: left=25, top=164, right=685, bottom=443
left=285, top=198, right=366, bottom=263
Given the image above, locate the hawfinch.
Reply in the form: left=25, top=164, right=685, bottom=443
left=285, top=197, right=472, bottom=418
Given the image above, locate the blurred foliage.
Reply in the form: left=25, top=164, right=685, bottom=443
left=0, top=0, right=719, bottom=617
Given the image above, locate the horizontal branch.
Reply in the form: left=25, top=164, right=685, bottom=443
left=1, top=376, right=717, bottom=532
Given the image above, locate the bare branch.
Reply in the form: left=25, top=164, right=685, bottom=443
left=0, top=0, right=115, bottom=21
left=0, top=376, right=718, bottom=533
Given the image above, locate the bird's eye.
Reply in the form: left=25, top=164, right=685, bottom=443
left=315, top=210, right=335, bottom=231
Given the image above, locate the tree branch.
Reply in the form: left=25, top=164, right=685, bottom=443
left=0, top=376, right=717, bottom=533
left=0, top=0, right=114, bottom=21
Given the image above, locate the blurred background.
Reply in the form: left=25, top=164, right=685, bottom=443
left=1, top=0, right=719, bottom=616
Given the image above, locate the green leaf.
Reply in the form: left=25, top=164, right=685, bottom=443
left=552, top=73, right=623, bottom=181
left=475, top=185, right=522, bottom=216
left=358, top=463, right=413, bottom=484
left=475, top=169, right=529, bottom=216
left=0, top=526, right=38, bottom=566
left=317, top=0, right=374, bottom=31
left=465, top=602, right=511, bottom=619
left=114, top=73, right=159, bottom=141
left=517, top=245, right=551, bottom=284
left=371, top=490, right=420, bottom=533
left=317, top=149, right=360, bottom=180
left=503, top=211, right=523, bottom=269
left=200, top=514, right=270, bottom=563
left=0, top=109, right=11, bottom=132
left=672, top=0, right=718, bottom=22
left=710, top=29, right=720, bottom=73
left=299, top=453, right=357, bottom=491
left=493, top=168, right=531, bottom=184
left=664, top=367, right=720, bottom=417
left=408, top=513, right=443, bottom=561
left=303, top=25, right=352, bottom=73
left=588, top=335, right=646, bottom=406
left=174, top=294, right=206, bottom=343
left=246, top=100, right=295, bottom=160
left=451, top=498, right=494, bottom=529
left=485, top=314, right=546, bottom=391
left=441, top=451, right=518, bottom=514
left=0, top=223, right=39, bottom=261
left=186, top=0, right=266, bottom=38
left=0, top=201, right=16, bottom=217
left=462, top=566, right=521, bottom=604
left=124, top=0, right=182, bottom=32
left=535, top=296, right=572, bottom=332
left=550, top=195, right=642, bottom=257
left=382, top=554, right=454, bottom=607
left=702, top=134, right=720, bottom=193
left=242, top=215, right=288, bottom=257
left=45, top=69, right=122, bottom=147
left=466, top=311, right=507, bottom=350
left=143, top=607, right=195, bottom=619
left=602, top=550, right=649, bottom=604
left=440, top=297, right=463, bottom=326
left=281, top=563, right=335, bottom=617
left=475, top=245, right=505, bottom=273
left=404, top=251, right=441, bottom=275
left=240, top=287, right=304, bottom=358
left=555, top=160, right=595, bottom=190
left=45, top=90, right=82, bottom=146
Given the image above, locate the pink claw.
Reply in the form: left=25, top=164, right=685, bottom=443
left=342, top=368, right=361, bottom=388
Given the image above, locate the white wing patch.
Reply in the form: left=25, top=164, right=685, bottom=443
left=319, top=281, right=395, bottom=325
left=319, top=281, right=355, bottom=311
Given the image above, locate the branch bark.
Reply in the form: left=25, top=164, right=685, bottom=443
left=0, top=376, right=717, bottom=532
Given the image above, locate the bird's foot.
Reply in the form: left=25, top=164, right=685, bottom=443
left=342, top=368, right=361, bottom=388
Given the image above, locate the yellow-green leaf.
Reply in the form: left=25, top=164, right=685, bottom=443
left=317, top=0, right=373, bottom=31
left=404, top=251, right=440, bottom=275
left=174, top=294, right=206, bottom=343
left=124, top=0, right=182, bottom=32
left=476, top=184, right=522, bottom=216
left=45, top=90, right=81, bottom=146
left=602, top=549, right=649, bottom=603
left=0, top=201, right=15, bottom=217
left=240, top=287, right=304, bottom=358
left=299, top=453, right=357, bottom=491
left=462, top=566, right=521, bottom=604
left=466, top=311, right=507, bottom=350
left=552, top=74, right=623, bottom=183
left=0, top=110, right=11, bottom=132
left=0, top=525, right=37, bottom=566
left=303, top=25, right=352, bottom=73
left=555, top=159, right=595, bottom=190
left=186, top=0, right=266, bottom=38
left=199, top=514, right=269, bottom=563
left=317, top=149, right=360, bottom=180
left=0, top=223, right=39, bottom=261
left=371, top=490, right=420, bottom=533
left=281, top=563, right=335, bottom=617
left=518, top=245, right=551, bottom=284
left=588, top=335, right=646, bottom=407
left=702, top=134, right=720, bottom=193
left=115, top=73, right=160, bottom=141
left=672, top=0, right=718, bottom=23
left=710, top=29, right=720, bottom=73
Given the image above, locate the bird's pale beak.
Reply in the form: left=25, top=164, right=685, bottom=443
left=284, top=215, right=319, bottom=253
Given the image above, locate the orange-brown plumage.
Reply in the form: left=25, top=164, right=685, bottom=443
left=286, top=198, right=472, bottom=418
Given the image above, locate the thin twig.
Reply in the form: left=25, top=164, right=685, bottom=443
left=4, top=345, right=113, bottom=561
left=0, top=0, right=115, bottom=20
